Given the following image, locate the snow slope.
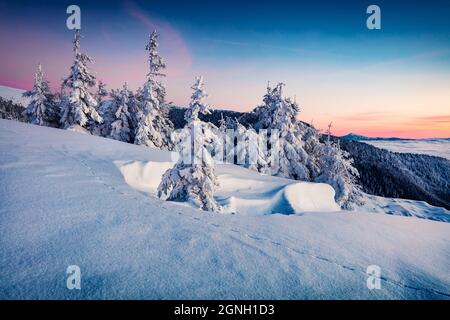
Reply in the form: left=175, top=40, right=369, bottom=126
left=364, top=139, right=450, bottom=160
left=1, top=119, right=449, bottom=299
left=362, top=195, right=450, bottom=223
left=0, top=85, right=29, bottom=106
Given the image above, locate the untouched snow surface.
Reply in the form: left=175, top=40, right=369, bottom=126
left=1, top=119, right=450, bottom=299
left=363, top=195, right=450, bottom=223
left=0, top=85, right=29, bottom=106
left=364, top=139, right=450, bottom=160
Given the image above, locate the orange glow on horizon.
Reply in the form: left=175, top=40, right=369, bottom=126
left=312, top=115, right=450, bottom=139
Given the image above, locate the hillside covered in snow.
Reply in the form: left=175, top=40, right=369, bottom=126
left=1, top=119, right=449, bottom=299
left=0, top=85, right=30, bottom=106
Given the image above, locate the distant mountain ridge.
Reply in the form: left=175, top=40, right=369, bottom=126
left=341, top=133, right=450, bottom=141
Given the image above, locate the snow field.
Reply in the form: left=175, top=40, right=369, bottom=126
left=1, top=119, right=449, bottom=299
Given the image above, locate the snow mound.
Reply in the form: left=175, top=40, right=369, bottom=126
left=216, top=165, right=340, bottom=214
left=284, top=183, right=340, bottom=213
left=118, top=160, right=340, bottom=215
left=118, top=160, right=173, bottom=194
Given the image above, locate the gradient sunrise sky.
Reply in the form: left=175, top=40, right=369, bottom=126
left=0, top=0, right=449, bottom=138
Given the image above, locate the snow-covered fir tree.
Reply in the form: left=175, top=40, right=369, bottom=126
left=233, top=119, right=270, bottom=174
left=90, top=81, right=110, bottom=136
left=94, top=86, right=142, bottom=139
left=109, top=83, right=133, bottom=143
left=217, top=113, right=235, bottom=164
left=157, top=76, right=221, bottom=212
left=94, top=81, right=108, bottom=106
left=134, top=82, right=167, bottom=147
left=93, top=92, right=116, bottom=138
left=252, top=83, right=312, bottom=180
left=235, top=120, right=247, bottom=166
left=245, top=126, right=270, bottom=174
left=183, top=77, right=212, bottom=123
left=301, top=122, right=324, bottom=180
left=60, top=30, right=102, bottom=132
left=133, top=86, right=144, bottom=106
left=315, top=124, right=363, bottom=209
left=234, top=120, right=269, bottom=173
left=218, top=113, right=227, bottom=132
left=52, top=86, right=65, bottom=119
left=128, top=88, right=142, bottom=132
left=134, top=31, right=174, bottom=150
left=22, top=63, right=59, bottom=127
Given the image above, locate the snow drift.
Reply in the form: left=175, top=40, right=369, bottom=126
left=118, top=160, right=340, bottom=215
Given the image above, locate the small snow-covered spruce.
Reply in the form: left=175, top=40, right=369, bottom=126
left=146, top=30, right=166, bottom=79
left=94, top=81, right=108, bottom=106
left=246, top=125, right=270, bottom=174
left=235, top=120, right=247, bottom=166
left=134, top=81, right=165, bottom=147
left=217, top=113, right=226, bottom=162
left=253, top=83, right=312, bottom=180
left=90, top=81, right=110, bottom=136
left=109, top=83, right=133, bottom=143
left=134, top=31, right=174, bottom=150
left=217, top=114, right=238, bottom=164
left=301, top=121, right=324, bottom=180
left=157, top=76, right=221, bottom=212
left=127, top=89, right=142, bottom=136
left=128, top=86, right=144, bottom=134
left=22, top=63, right=59, bottom=127
left=60, top=30, right=102, bottom=132
left=315, top=123, right=363, bottom=210
left=97, top=87, right=142, bottom=139
left=218, top=113, right=227, bottom=132
left=93, top=89, right=119, bottom=138
left=234, top=120, right=270, bottom=173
